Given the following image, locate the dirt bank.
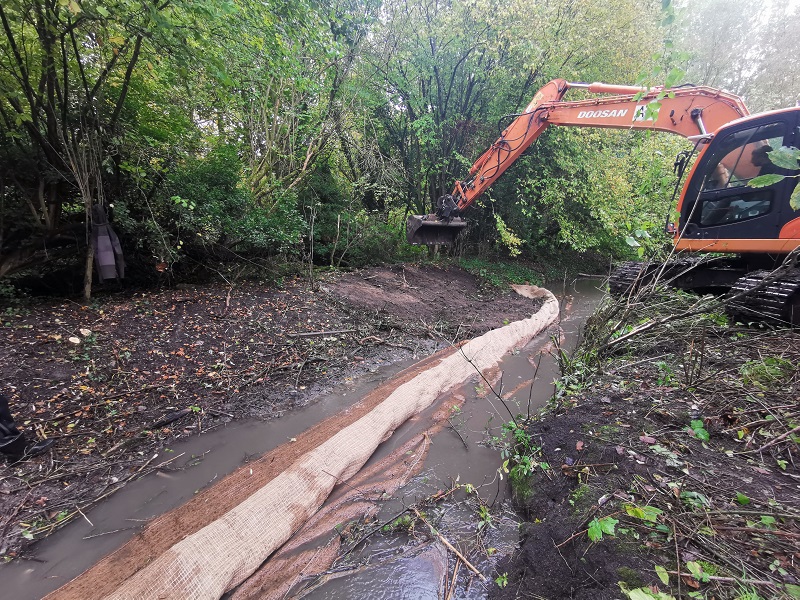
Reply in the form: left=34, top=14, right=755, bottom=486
left=0, top=264, right=541, bottom=560
left=492, top=293, right=800, bottom=600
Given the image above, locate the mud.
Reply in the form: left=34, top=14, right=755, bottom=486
left=1, top=269, right=606, bottom=600
left=0, top=264, right=541, bottom=565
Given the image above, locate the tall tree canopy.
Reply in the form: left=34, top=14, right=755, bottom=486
left=1, top=0, right=798, bottom=292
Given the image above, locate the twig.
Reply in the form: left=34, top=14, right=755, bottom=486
left=445, top=558, right=462, bottom=600
left=447, top=418, right=468, bottom=449
left=412, top=508, right=487, bottom=582
left=673, top=519, right=681, bottom=599
left=82, top=527, right=134, bottom=540
left=749, top=424, right=800, bottom=453
left=665, top=571, right=777, bottom=588
left=76, top=505, right=93, bottom=527
left=288, top=329, right=356, bottom=338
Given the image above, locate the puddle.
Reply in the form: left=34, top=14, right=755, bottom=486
left=1, top=278, right=604, bottom=600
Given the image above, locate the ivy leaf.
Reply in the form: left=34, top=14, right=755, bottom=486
left=766, top=146, right=800, bottom=170
left=655, top=565, right=670, bottom=585
left=748, top=174, right=785, bottom=188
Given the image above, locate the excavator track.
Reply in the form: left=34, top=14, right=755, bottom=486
left=608, top=261, right=658, bottom=297
left=727, top=269, right=800, bottom=325
left=608, top=260, right=691, bottom=297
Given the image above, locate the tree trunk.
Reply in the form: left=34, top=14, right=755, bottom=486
left=83, top=242, right=94, bottom=302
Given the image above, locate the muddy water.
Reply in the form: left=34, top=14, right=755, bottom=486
left=297, top=278, right=604, bottom=600
left=0, top=278, right=603, bottom=600
left=0, top=359, right=420, bottom=600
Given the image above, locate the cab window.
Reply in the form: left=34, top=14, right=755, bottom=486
left=700, top=122, right=786, bottom=191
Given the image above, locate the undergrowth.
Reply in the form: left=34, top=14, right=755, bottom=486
left=459, top=258, right=543, bottom=289
left=527, top=278, right=800, bottom=600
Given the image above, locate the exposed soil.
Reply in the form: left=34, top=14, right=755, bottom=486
left=0, top=263, right=541, bottom=560
left=492, top=294, right=800, bottom=600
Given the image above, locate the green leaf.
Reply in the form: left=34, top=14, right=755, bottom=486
left=625, top=236, right=640, bottom=248
left=625, top=504, right=663, bottom=523
left=748, top=174, right=785, bottom=188
left=790, top=184, right=800, bottom=211
left=627, top=590, right=656, bottom=600
left=655, top=565, right=670, bottom=585
left=694, top=428, right=709, bottom=442
left=686, top=561, right=703, bottom=578
left=599, top=516, right=619, bottom=535
left=785, top=584, right=800, bottom=598
left=766, top=146, right=800, bottom=170
left=664, top=68, right=685, bottom=88
left=587, top=518, right=603, bottom=542
left=735, top=492, right=751, bottom=505
left=96, top=5, right=109, bottom=17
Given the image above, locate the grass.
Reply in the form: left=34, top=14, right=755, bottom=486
left=459, top=258, right=543, bottom=288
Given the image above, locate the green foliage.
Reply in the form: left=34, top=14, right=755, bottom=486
left=689, top=419, right=710, bottom=442
left=587, top=516, right=619, bottom=542
left=740, top=356, right=794, bottom=388
left=458, top=259, right=543, bottom=289
left=499, top=421, right=549, bottom=496
left=746, top=146, right=800, bottom=211
left=504, top=128, right=684, bottom=259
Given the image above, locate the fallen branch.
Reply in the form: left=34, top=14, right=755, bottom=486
left=665, top=571, right=778, bottom=588
left=289, top=329, right=356, bottom=338
left=412, top=507, right=487, bottom=582
left=750, top=424, right=800, bottom=454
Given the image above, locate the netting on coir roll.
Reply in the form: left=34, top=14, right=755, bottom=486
left=55, top=285, right=559, bottom=600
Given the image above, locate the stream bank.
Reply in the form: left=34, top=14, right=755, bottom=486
left=493, top=289, right=800, bottom=600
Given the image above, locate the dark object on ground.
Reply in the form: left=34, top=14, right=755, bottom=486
left=0, top=392, right=26, bottom=459
left=1, top=393, right=56, bottom=462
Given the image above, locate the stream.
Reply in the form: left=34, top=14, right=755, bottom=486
left=0, top=278, right=604, bottom=599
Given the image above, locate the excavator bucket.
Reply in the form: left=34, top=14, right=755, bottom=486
left=406, top=215, right=467, bottom=246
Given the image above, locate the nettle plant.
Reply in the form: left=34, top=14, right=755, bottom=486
left=748, top=146, right=800, bottom=210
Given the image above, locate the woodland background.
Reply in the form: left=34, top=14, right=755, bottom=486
left=1, top=0, right=798, bottom=295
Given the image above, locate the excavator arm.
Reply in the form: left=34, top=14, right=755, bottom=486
left=407, top=78, right=749, bottom=245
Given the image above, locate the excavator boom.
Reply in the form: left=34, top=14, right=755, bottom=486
left=407, top=78, right=748, bottom=245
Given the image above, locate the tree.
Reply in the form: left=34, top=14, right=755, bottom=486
left=0, top=0, right=238, bottom=292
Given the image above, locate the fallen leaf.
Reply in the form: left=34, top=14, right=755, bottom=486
left=79, top=328, right=92, bottom=337
left=576, top=441, right=584, bottom=451
left=68, top=337, right=81, bottom=344
left=681, top=576, right=700, bottom=589
left=639, top=435, right=657, bottom=444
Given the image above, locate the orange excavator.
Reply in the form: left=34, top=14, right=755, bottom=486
left=406, top=78, right=800, bottom=322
